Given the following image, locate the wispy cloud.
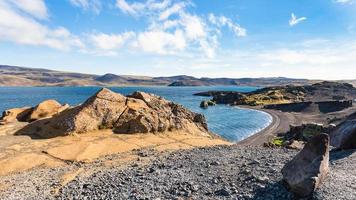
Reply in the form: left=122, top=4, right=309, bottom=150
left=0, top=0, right=84, bottom=50
left=334, top=0, right=354, bottom=4
left=69, top=0, right=102, bottom=14
left=6, top=0, right=48, bottom=20
left=289, top=13, right=307, bottom=26
left=208, top=14, right=247, bottom=37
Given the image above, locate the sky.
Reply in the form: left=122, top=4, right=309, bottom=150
left=0, top=0, right=356, bottom=80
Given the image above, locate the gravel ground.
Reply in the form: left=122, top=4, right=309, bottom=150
left=314, top=149, right=356, bottom=200
left=1, top=145, right=355, bottom=200
left=57, top=146, right=297, bottom=200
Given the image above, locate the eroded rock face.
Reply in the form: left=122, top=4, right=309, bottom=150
left=281, top=133, right=329, bottom=197
left=0, top=100, right=68, bottom=125
left=16, top=89, right=209, bottom=138
left=28, top=100, right=69, bottom=121
left=0, top=107, right=33, bottom=124
left=330, top=119, right=356, bottom=149
left=51, top=88, right=128, bottom=134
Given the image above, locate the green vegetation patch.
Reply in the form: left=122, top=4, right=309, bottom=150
left=272, top=137, right=284, bottom=147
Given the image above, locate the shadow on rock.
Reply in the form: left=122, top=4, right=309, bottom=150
left=14, top=117, right=66, bottom=139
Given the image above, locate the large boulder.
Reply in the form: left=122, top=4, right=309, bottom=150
left=52, top=88, right=128, bottom=133
left=281, top=133, right=329, bottom=197
left=330, top=119, right=356, bottom=149
left=0, top=107, right=33, bottom=124
left=16, top=89, right=208, bottom=138
left=28, top=100, right=69, bottom=121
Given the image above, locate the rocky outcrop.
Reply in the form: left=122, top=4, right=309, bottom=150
left=0, top=107, right=33, bottom=124
left=16, top=88, right=208, bottom=138
left=0, top=100, right=68, bottom=125
left=28, top=100, right=69, bottom=122
left=212, top=92, right=249, bottom=105
left=200, top=100, right=215, bottom=109
left=286, top=123, right=333, bottom=142
left=200, top=101, right=209, bottom=109
left=330, top=119, right=356, bottom=149
left=194, top=81, right=356, bottom=107
left=282, top=133, right=329, bottom=197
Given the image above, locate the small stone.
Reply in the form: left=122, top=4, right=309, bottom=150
left=214, top=188, right=230, bottom=196
left=210, top=161, right=220, bottom=166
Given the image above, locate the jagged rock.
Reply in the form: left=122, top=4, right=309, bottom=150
left=15, top=89, right=209, bottom=138
left=200, top=101, right=209, bottom=109
left=0, top=107, right=33, bottom=124
left=28, top=100, right=69, bottom=121
left=114, top=98, right=157, bottom=134
left=52, top=88, right=128, bottom=133
left=281, top=133, right=329, bottom=197
left=285, top=123, right=331, bottom=142
left=330, top=119, right=356, bottom=149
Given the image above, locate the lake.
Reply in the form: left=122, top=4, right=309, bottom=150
left=0, top=86, right=272, bottom=142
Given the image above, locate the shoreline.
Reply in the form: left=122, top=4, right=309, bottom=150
left=236, top=103, right=356, bottom=146
left=236, top=106, right=289, bottom=146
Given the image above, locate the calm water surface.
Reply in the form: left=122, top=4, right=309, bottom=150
left=0, top=86, right=272, bottom=142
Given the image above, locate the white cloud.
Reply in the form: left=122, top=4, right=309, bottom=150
left=0, top=0, right=84, bottom=50
left=159, top=2, right=186, bottom=20
left=69, top=0, right=102, bottom=14
left=157, top=39, right=356, bottom=80
left=334, top=0, right=354, bottom=4
left=112, top=0, right=246, bottom=58
left=135, top=30, right=186, bottom=54
left=6, top=0, right=48, bottom=19
left=89, top=32, right=135, bottom=50
left=116, top=0, right=171, bottom=16
left=289, top=13, right=307, bottom=26
left=208, top=14, right=246, bottom=37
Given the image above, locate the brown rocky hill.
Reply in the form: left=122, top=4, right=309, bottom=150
left=15, top=88, right=209, bottom=139
left=0, top=65, right=328, bottom=87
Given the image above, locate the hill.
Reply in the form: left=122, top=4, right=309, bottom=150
left=195, top=81, right=356, bottom=107
left=0, top=65, right=354, bottom=87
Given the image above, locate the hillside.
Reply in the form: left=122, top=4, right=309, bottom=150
left=0, top=65, right=324, bottom=87
left=195, top=81, right=356, bottom=106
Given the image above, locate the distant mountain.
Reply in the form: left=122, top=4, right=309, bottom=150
left=0, top=65, right=353, bottom=87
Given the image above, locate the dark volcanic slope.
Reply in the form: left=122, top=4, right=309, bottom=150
left=0, top=65, right=320, bottom=87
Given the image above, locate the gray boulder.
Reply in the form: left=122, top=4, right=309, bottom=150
left=330, top=119, right=356, bottom=149
left=281, top=133, right=329, bottom=197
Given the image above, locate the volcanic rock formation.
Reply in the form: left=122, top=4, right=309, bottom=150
left=281, top=133, right=329, bottom=197
left=330, top=117, right=356, bottom=150
left=15, top=88, right=208, bottom=138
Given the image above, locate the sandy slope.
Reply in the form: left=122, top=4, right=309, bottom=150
left=0, top=128, right=230, bottom=176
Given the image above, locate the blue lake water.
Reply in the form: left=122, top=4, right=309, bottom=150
left=0, top=86, right=272, bottom=142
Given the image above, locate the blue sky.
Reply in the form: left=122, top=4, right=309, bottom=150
left=0, top=0, right=355, bottom=79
